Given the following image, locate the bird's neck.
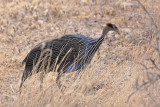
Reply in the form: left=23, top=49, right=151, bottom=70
left=98, top=26, right=110, bottom=42
left=89, top=26, right=110, bottom=56
left=82, top=26, right=111, bottom=65
left=92, top=26, right=111, bottom=52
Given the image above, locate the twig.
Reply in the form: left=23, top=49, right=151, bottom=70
left=126, top=81, right=149, bottom=103
left=149, top=58, right=160, bottom=70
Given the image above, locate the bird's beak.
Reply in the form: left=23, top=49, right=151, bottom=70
left=118, top=32, right=122, bottom=37
left=116, top=30, right=123, bottom=39
left=116, top=29, right=121, bottom=36
left=117, top=31, right=120, bottom=35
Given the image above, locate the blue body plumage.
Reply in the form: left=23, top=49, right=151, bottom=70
left=64, top=34, right=95, bottom=73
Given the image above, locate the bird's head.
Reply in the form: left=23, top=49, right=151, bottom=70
left=101, top=23, right=120, bottom=38
left=106, top=23, right=120, bottom=35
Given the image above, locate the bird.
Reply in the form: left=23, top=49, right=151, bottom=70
left=20, top=23, right=120, bottom=89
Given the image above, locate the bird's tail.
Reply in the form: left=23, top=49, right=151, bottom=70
left=19, top=71, right=26, bottom=95
left=19, top=66, right=33, bottom=91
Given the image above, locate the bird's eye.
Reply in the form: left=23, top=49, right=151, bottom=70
left=114, top=26, right=117, bottom=29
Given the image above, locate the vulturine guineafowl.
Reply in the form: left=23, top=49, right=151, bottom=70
left=20, top=23, right=120, bottom=90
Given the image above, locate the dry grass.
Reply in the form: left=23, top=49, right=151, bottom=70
left=0, top=0, right=160, bottom=107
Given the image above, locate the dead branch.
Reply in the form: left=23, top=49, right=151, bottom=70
left=126, top=59, right=160, bottom=103
left=126, top=80, right=149, bottom=103
left=126, top=72, right=160, bottom=103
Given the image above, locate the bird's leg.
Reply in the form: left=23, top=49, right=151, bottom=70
left=19, top=81, right=23, bottom=90
left=19, top=83, right=22, bottom=95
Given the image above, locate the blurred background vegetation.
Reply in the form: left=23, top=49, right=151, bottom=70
left=0, top=0, right=160, bottom=106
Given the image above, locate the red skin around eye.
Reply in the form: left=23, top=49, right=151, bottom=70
left=106, top=23, right=113, bottom=28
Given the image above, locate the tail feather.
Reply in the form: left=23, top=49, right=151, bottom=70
left=20, top=66, right=33, bottom=89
